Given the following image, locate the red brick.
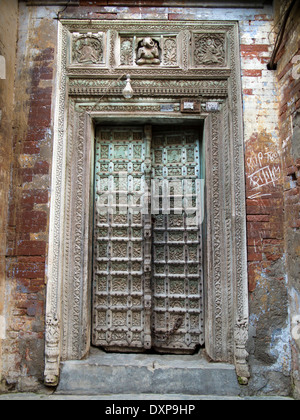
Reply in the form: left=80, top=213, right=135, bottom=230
left=33, top=161, right=50, bottom=175
left=243, top=69, right=263, bottom=77
left=18, top=211, right=47, bottom=233
left=266, top=253, right=283, bottom=262
left=247, top=252, right=263, bottom=262
left=9, top=260, right=45, bottom=280
left=32, top=48, right=55, bottom=62
left=16, top=240, right=46, bottom=256
left=285, top=187, right=300, bottom=197
left=247, top=215, right=270, bottom=222
left=21, top=190, right=48, bottom=205
left=247, top=221, right=271, bottom=230
left=23, top=141, right=40, bottom=155
left=241, top=44, right=269, bottom=57
left=278, top=62, right=293, bottom=81
left=17, top=278, right=45, bottom=294
left=19, top=168, right=33, bottom=183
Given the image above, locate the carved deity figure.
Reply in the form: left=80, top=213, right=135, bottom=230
left=73, top=35, right=103, bottom=64
left=194, top=34, right=225, bottom=67
left=202, top=38, right=224, bottom=64
left=137, top=37, right=161, bottom=65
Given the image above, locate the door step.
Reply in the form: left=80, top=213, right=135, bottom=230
left=56, top=348, right=241, bottom=396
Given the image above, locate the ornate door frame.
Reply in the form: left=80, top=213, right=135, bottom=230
left=44, top=19, right=250, bottom=386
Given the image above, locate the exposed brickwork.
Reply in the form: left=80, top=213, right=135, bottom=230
left=274, top=0, right=300, bottom=399
left=2, top=5, right=56, bottom=391
left=0, top=0, right=19, bottom=392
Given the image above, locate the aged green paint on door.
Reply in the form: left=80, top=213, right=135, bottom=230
left=92, top=125, right=204, bottom=354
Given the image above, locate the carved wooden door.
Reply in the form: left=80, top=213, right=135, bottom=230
left=151, top=127, right=204, bottom=353
left=92, top=125, right=204, bottom=353
left=92, top=126, right=152, bottom=351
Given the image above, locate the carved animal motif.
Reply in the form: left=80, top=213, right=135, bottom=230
left=137, top=37, right=161, bottom=65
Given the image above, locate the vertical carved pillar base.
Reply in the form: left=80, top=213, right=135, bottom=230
left=234, top=318, right=250, bottom=385
left=44, top=314, right=60, bottom=387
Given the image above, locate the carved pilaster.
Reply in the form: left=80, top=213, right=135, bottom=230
left=44, top=314, right=60, bottom=387
left=143, top=125, right=152, bottom=350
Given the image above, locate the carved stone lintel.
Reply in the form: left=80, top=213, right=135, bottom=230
left=44, top=314, right=60, bottom=387
left=234, top=317, right=250, bottom=383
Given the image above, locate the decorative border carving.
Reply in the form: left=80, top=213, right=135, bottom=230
left=68, top=79, right=228, bottom=98
left=45, top=20, right=249, bottom=386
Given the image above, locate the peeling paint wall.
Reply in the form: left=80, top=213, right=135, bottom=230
left=0, top=0, right=295, bottom=396
left=2, top=2, right=60, bottom=392
left=0, top=0, right=19, bottom=392
left=274, top=0, right=300, bottom=399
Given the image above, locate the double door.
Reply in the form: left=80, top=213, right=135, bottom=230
left=92, top=124, right=204, bottom=354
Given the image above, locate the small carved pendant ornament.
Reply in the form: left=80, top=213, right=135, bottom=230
left=137, top=37, right=161, bottom=65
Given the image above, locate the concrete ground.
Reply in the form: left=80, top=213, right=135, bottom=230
left=0, top=393, right=294, bottom=400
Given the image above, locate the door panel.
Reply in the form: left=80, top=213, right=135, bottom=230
left=92, top=126, right=152, bottom=351
left=92, top=125, right=204, bottom=353
left=151, top=128, right=204, bottom=353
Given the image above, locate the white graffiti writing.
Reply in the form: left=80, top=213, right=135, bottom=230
left=247, top=151, right=281, bottom=200
left=248, top=165, right=281, bottom=190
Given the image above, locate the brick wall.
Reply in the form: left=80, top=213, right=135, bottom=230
left=239, top=10, right=292, bottom=395
left=274, top=0, right=300, bottom=400
left=2, top=3, right=58, bottom=391
left=0, top=1, right=294, bottom=395
left=0, top=0, right=19, bottom=392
